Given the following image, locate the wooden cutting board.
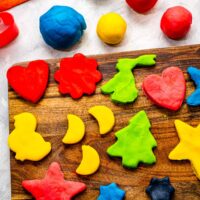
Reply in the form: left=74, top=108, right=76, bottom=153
left=9, top=44, right=200, bottom=200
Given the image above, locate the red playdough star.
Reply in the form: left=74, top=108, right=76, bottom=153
left=22, top=162, right=86, bottom=200
left=54, top=53, right=102, bottom=99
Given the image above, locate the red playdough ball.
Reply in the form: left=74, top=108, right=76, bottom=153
left=126, top=0, right=158, bottom=13
left=160, top=6, right=192, bottom=40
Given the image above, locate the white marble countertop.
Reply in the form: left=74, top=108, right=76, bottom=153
left=0, top=0, right=200, bottom=199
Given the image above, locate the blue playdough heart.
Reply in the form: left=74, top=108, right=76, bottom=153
left=39, top=5, right=86, bottom=50
left=187, top=66, right=200, bottom=106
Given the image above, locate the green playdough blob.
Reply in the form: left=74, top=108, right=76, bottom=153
left=101, top=55, right=156, bottom=103
left=107, top=110, right=157, bottom=168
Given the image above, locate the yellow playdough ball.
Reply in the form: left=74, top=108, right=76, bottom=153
left=97, top=12, right=127, bottom=45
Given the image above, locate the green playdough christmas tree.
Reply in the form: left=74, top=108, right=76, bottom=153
left=107, top=110, right=157, bottom=168
left=101, top=55, right=156, bottom=103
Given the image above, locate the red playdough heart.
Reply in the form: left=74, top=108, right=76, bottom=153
left=7, top=60, right=49, bottom=103
left=142, top=67, right=186, bottom=111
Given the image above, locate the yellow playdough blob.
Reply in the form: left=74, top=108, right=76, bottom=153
left=169, top=120, right=200, bottom=180
left=8, top=112, right=51, bottom=161
left=89, top=105, right=115, bottom=134
left=62, top=114, right=85, bottom=144
left=96, top=12, right=127, bottom=45
left=76, top=145, right=100, bottom=175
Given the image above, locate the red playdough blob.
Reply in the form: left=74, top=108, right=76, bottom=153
left=54, top=53, right=102, bottom=99
left=7, top=60, right=49, bottom=103
left=22, top=162, right=86, bottom=200
left=160, top=6, right=192, bottom=40
left=126, top=0, right=158, bottom=13
left=143, top=67, right=186, bottom=111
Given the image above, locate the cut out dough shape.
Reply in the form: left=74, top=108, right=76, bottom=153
left=107, top=110, right=157, bottom=168
left=101, top=55, right=156, bottom=104
left=8, top=112, right=51, bottom=161
left=76, top=145, right=100, bottom=175
left=186, top=66, right=200, bottom=106
left=62, top=114, right=85, bottom=144
left=143, top=66, right=186, bottom=111
left=7, top=60, right=49, bottom=103
left=54, top=53, right=102, bottom=99
left=89, top=105, right=115, bottom=134
left=146, top=177, right=175, bottom=200
left=22, top=162, right=86, bottom=200
left=97, top=182, right=125, bottom=200
left=169, top=120, right=200, bottom=180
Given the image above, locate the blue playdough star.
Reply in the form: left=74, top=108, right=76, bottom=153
left=146, top=177, right=175, bottom=200
left=97, top=183, right=125, bottom=200
left=187, top=66, right=200, bottom=106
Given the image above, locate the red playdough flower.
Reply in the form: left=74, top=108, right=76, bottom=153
left=7, top=60, right=49, bottom=103
left=160, top=6, right=192, bottom=40
left=126, top=0, right=158, bottom=13
left=54, top=53, right=102, bottom=99
left=143, top=67, right=186, bottom=111
left=22, top=162, right=86, bottom=200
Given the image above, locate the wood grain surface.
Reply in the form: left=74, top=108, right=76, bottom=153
left=9, top=44, right=200, bottom=199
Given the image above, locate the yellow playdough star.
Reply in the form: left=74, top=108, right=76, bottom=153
left=169, top=120, right=200, bottom=179
left=8, top=112, right=51, bottom=161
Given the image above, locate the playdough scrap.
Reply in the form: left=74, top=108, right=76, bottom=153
left=62, top=114, right=85, bottom=144
left=96, top=12, right=127, bottom=45
left=76, top=145, right=100, bottom=175
left=107, top=110, right=157, bottom=168
left=186, top=66, right=200, bottom=106
left=169, top=120, right=200, bottom=180
left=7, top=60, right=49, bottom=103
left=22, top=162, right=86, bottom=200
left=8, top=112, right=51, bottom=161
left=143, top=66, right=186, bottom=111
left=101, top=54, right=156, bottom=104
left=54, top=53, right=102, bottom=99
left=40, top=5, right=86, bottom=50
left=0, top=12, right=19, bottom=48
left=98, top=183, right=125, bottom=200
left=0, top=0, right=28, bottom=11
left=146, top=177, right=175, bottom=200
left=89, top=105, right=115, bottom=135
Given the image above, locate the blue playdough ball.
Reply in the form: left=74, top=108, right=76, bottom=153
left=39, top=6, right=87, bottom=50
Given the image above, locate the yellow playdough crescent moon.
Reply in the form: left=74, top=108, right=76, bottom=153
left=76, top=145, right=100, bottom=175
left=62, top=114, right=85, bottom=144
left=89, top=105, right=115, bottom=134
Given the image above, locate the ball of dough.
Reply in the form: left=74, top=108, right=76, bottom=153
left=160, top=6, right=192, bottom=40
left=126, top=0, right=158, bottom=13
left=96, top=13, right=127, bottom=45
left=40, top=5, right=87, bottom=50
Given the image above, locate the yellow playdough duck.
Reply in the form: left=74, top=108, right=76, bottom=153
left=8, top=112, right=51, bottom=161
left=96, top=12, right=127, bottom=45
